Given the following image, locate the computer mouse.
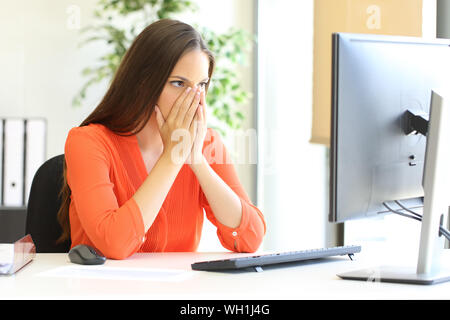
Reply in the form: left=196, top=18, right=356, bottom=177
left=68, top=244, right=106, bottom=265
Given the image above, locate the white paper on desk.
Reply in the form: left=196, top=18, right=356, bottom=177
left=0, top=244, right=14, bottom=274
left=37, top=265, right=193, bottom=282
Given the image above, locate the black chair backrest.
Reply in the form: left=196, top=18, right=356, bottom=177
left=25, top=154, right=71, bottom=252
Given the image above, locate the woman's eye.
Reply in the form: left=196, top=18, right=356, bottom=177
left=170, top=81, right=207, bottom=88
left=170, top=81, right=184, bottom=88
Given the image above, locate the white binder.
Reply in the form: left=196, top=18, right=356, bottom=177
left=24, top=118, right=46, bottom=203
left=3, top=119, right=24, bottom=206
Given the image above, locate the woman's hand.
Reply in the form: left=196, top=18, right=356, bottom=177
left=155, top=86, right=202, bottom=165
left=187, top=87, right=207, bottom=165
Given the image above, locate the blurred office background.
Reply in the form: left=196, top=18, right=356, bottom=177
left=0, top=0, right=448, bottom=253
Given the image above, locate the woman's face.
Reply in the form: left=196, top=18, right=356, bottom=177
left=157, top=49, right=210, bottom=120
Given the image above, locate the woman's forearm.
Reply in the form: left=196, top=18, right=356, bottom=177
left=190, top=156, right=242, bottom=228
left=133, top=151, right=183, bottom=231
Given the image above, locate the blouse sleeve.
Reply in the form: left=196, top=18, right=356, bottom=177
left=199, top=128, right=266, bottom=253
left=65, top=128, right=145, bottom=259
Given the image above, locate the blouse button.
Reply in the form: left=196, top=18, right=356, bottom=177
left=232, top=231, right=238, bottom=237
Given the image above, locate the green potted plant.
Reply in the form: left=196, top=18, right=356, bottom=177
left=74, top=0, right=254, bottom=136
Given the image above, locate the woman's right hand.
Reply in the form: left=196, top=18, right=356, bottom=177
left=154, top=85, right=202, bottom=165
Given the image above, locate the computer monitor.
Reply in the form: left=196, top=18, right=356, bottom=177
left=330, top=33, right=450, bottom=223
left=330, top=33, right=450, bottom=284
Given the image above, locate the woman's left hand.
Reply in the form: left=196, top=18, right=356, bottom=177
left=188, top=87, right=207, bottom=165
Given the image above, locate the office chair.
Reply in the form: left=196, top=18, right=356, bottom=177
left=25, top=154, right=71, bottom=253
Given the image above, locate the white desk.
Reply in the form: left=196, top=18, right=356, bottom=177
left=1, top=250, right=450, bottom=300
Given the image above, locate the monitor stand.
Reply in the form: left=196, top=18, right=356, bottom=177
left=337, top=265, right=450, bottom=285
left=338, top=90, right=450, bottom=285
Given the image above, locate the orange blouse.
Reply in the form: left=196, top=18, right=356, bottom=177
left=64, top=123, right=266, bottom=259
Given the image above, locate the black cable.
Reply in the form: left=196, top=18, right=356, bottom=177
left=441, top=227, right=450, bottom=240
left=395, top=200, right=450, bottom=241
left=382, top=201, right=450, bottom=242
left=394, top=200, right=423, bottom=219
left=382, top=202, right=422, bottom=222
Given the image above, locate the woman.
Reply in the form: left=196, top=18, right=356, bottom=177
left=57, top=19, right=266, bottom=260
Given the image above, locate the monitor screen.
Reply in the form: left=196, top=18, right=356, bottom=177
left=330, top=33, right=450, bottom=223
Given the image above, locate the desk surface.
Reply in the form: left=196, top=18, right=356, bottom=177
left=1, top=250, right=450, bottom=299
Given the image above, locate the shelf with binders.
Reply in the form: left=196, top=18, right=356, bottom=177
left=0, top=118, right=46, bottom=244
left=0, top=117, right=47, bottom=207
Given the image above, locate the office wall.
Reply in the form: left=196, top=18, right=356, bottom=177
left=0, top=1, right=103, bottom=153
left=311, top=0, right=424, bottom=146
left=0, top=0, right=256, bottom=251
left=257, top=0, right=330, bottom=251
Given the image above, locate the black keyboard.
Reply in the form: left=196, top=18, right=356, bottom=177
left=191, top=245, right=361, bottom=272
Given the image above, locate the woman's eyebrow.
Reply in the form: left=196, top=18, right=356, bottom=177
left=170, top=75, right=210, bottom=83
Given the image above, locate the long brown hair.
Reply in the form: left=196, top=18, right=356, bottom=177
left=56, top=19, right=216, bottom=244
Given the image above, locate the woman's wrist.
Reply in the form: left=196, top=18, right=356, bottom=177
left=160, top=149, right=185, bottom=168
left=189, top=154, right=207, bottom=173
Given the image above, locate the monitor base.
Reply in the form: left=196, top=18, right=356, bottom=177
left=337, top=265, right=450, bottom=285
